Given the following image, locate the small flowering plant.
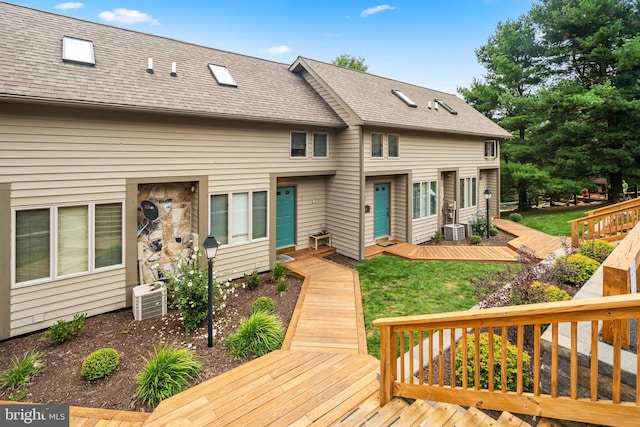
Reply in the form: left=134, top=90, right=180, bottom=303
left=164, top=247, right=237, bottom=334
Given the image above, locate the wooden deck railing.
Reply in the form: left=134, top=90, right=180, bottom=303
left=374, top=294, right=640, bottom=426
left=569, top=198, right=640, bottom=246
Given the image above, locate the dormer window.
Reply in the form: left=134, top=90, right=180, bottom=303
left=62, top=36, right=95, bottom=65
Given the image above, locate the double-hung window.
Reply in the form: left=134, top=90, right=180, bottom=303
left=459, top=177, right=477, bottom=209
left=290, top=132, right=307, bottom=157
left=14, top=202, right=123, bottom=287
left=313, top=133, right=328, bottom=158
left=484, top=140, right=497, bottom=158
left=371, top=133, right=384, bottom=158
left=210, top=191, right=267, bottom=246
left=388, top=135, right=399, bottom=158
left=412, top=181, right=437, bottom=219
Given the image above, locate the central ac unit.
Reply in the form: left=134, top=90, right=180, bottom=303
left=132, top=284, right=167, bottom=321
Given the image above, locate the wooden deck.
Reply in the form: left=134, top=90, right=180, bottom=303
left=365, top=219, right=567, bottom=263
left=19, top=222, right=565, bottom=426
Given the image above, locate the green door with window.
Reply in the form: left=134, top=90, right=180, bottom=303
left=374, top=183, right=390, bottom=238
left=276, top=186, right=295, bottom=248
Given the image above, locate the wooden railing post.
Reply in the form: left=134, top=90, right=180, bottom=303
left=571, top=220, right=579, bottom=247
left=378, top=324, right=394, bottom=406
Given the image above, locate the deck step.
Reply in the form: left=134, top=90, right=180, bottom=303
left=336, top=397, right=533, bottom=427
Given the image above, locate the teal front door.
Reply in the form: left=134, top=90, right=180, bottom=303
left=374, top=183, right=390, bottom=238
left=276, top=186, right=295, bottom=248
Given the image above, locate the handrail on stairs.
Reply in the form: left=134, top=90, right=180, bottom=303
left=374, top=293, right=640, bottom=426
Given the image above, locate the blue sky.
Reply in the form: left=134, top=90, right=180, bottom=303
left=11, top=0, right=534, bottom=94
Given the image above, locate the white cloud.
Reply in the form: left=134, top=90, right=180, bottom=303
left=361, top=4, right=396, bottom=17
left=55, top=2, right=83, bottom=10
left=99, top=8, right=159, bottom=25
left=267, top=45, right=292, bottom=54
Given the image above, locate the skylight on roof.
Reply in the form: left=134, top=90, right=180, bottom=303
left=62, top=36, right=95, bottom=65
left=434, top=98, right=458, bottom=115
left=208, top=64, right=238, bottom=87
left=391, top=89, right=417, bottom=108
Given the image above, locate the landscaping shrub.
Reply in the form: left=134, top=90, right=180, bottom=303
left=489, top=225, right=499, bottom=236
left=532, top=282, right=572, bottom=302
left=226, top=311, right=285, bottom=359
left=0, top=349, right=44, bottom=388
left=508, top=213, right=523, bottom=223
left=579, top=239, right=614, bottom=263
left=554, top=253, right=600, bottom=287
left=431, top=231, right=444, bottom=244
left=44, top=313, right=87, bottom=344
left=135, top=344, right=201, bottom=406
left=244, top=270, right=261, bottom=290
left=81, top=348, right=120, bottom=381
left=252, top=296, right=275, bottom=314
left=165, top=248, right=237, bottom=334
left=276, top=277, right=288, bottom=295
left=455, top=332, right=530, bottom=391
left=469, top=235, right=482, bottom=245
left=272, top=262, right=287, bottom=282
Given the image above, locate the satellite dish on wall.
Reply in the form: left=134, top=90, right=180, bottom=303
left=140, top=200, right=159, bottom=221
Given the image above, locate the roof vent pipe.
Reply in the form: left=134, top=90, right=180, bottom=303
left=434, top=101, right=438, bottom=111
left=428, top=101, right=432, bottom=109
left=171, top=61, right=177, bottom=77
left=147, top=57, right=154, bottom=74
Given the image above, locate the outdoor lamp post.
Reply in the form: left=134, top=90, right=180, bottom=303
left=484, top=189, right=492, bottom=238
left=202, top=234, right=219, bottom=348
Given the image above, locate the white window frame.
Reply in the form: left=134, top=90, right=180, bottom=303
left=290, top=131, right=308, bottom=158
left=459, top=177, right=478, bottom=209
left=12, top=201, right=125, bottom=288
left=209, top=190, right=268, bottom=247
left=388, top=134, right=400, bottom=158
left=412, top=181, right=438, bottom=219
left=371, top=133, right=384, bottom=158
left=484, top=140, right=497, bottom=158
left=312, top=132, right=329, bottom=158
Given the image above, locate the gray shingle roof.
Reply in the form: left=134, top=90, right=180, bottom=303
left=0, top=3, right=344, bottom=127
left=293, top=58, right=512, bottom=139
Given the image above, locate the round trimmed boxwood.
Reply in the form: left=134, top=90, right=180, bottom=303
left=508, top=213, right=523, bottom=223
left=455, top=332, right=530, bottom=391
left=469, top=235, right=482, bottom=245
left=81, top=348, right=119, bottom=381
left=252, top=296, right=275, bottom=314
left=532, top=281, right=572, bottom=303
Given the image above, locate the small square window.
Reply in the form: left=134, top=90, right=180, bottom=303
left=371, top=133, right=383, bottom=158
left=484, top=140, right=497, bottom=158
left=313, top=133, right=328, bottom=158
left=388, top=135, right=399, bottom=158
left=291, top=132, right=307, bottom=157
left=62, top=36, right=95, bottom=65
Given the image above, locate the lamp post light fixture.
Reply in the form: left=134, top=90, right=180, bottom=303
left=484, top=189, right=492, bottom=238
left=202, top=234, right=220, bottom=348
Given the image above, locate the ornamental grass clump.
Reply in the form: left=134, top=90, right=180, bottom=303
left=0, top=349, right=44, bottom=389
left=81, top=348, right=120, bottom=381
left=272, top=262, right=288, bottom=282
left=455, top=332, right=530, bottom=392
left=135, top=344, right=201, bottom=406
left=226, top=311, right=285, bottom=359
left=251, top=296, right=275, bottom=314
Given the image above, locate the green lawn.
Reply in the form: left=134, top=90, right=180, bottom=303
left=506, top=206, right=595, bottom=236
left=355, top=256, right=508, bottom=358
